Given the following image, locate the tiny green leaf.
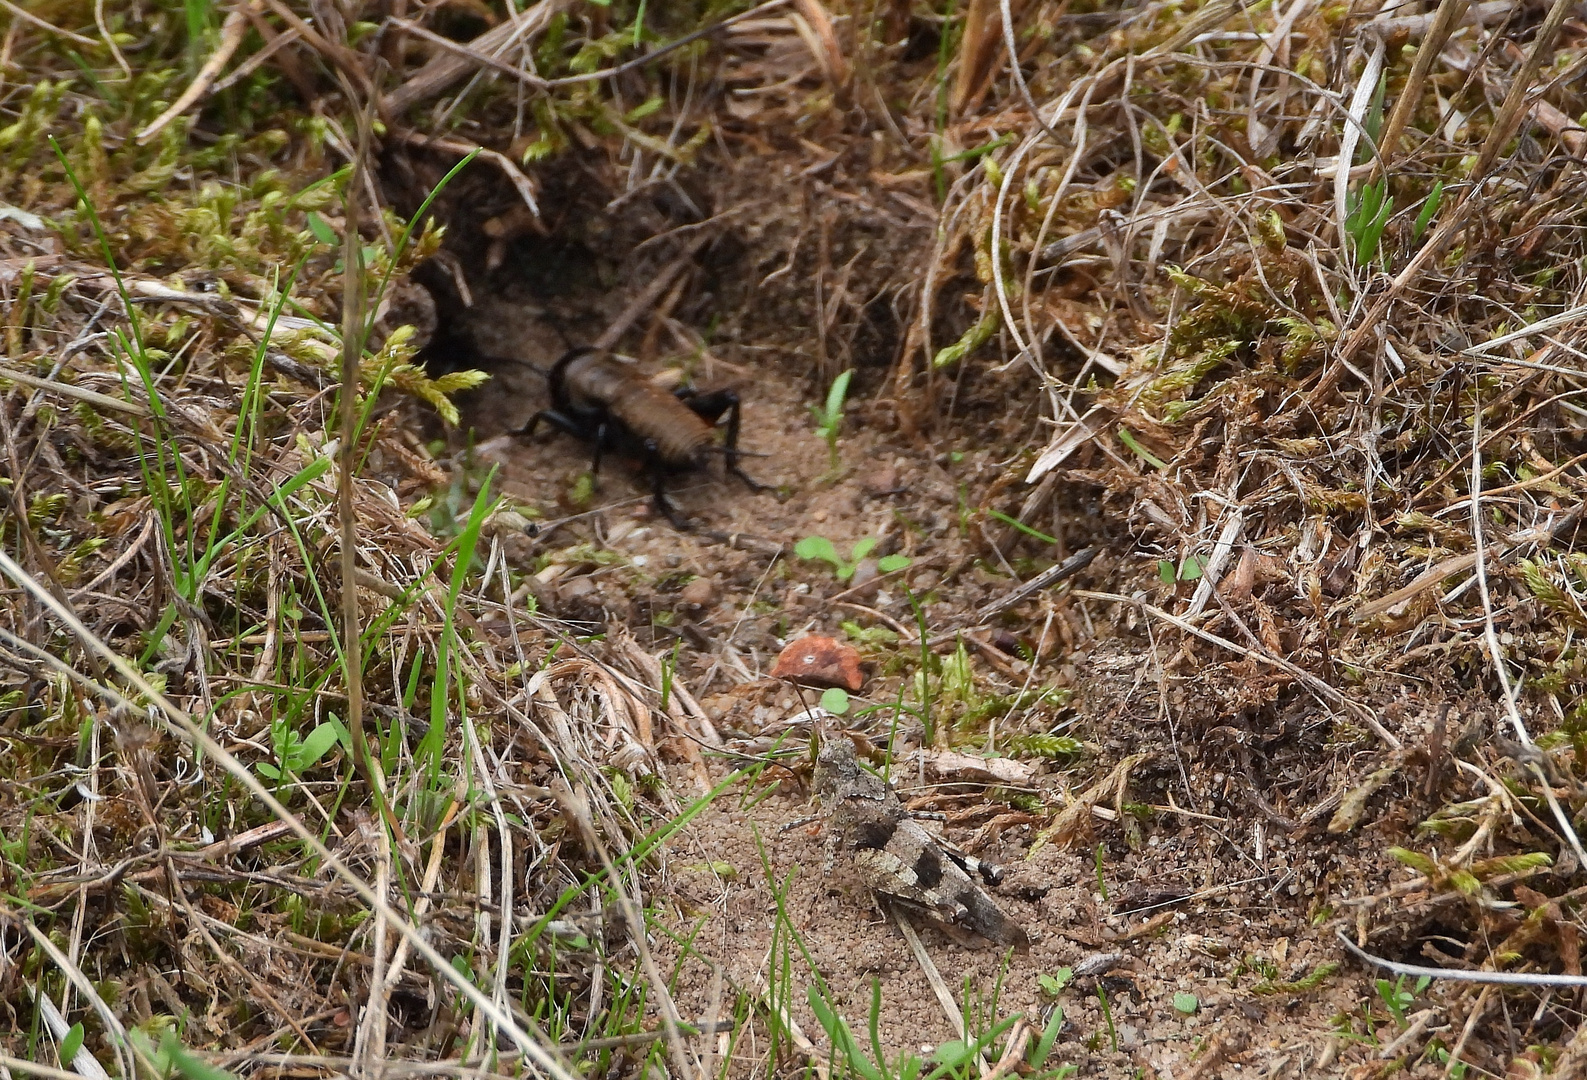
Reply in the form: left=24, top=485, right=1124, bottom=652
left=850, top=537, right=878, bottom=561
left=931, top=1040, right=974, bottom=1071
left=306, top=212, right=337, bottom=246
left=1173, top=992, right=1198, bottom=1015
left=932, top=310, right=999, bottom=368
left=1029, top=1006, right=1064, bottom=1068
left=296, top=722, right=341, bottom=770
left=624, top=96, right=664, bottom=122
left=877, top=554, right=912, bottom=573
left=1388, top=847, right=1438, bottom=876
left=1413, top=180, right=1443, bottom=241
left=795, top=535, right=839, bottom=564
left=986, top=508, right=1059, bottom=545
left=162, top=1033, right=242, bottom=1080
left=824, top=370, right=854, bottom=423
left=1117, top=427, right=1169, bottom=470
left=820, top=687, right=850, bottom=715
left=326, top=713, right=352, bottom=753
left=59, top=1023, right=84, bottom=1065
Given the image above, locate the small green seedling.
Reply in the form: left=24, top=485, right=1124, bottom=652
left=1375, top=974, right=1428, bottom=1029
left=305, top=211, right=338, bottom=246
left=1158, top=554, right=1208, bottom=584
left=1037, top=968, right=1074, bottom=998
left=1173, top=992, right=1198, bottom=1016
left=1429, top=1043, right=1468, bottom=1078
left=794, top=535, right=911, bottom=582
left=659, top=639, right=680, bottom=712
left=933, top=311, right=998, bottom=369
left=257, top=717, right=348, bottom=782
left=1345, top=178, right=1393, bottom=267
left=811, top=369, right=854, bottom=473
left=128, top=1026, right=245, bottom=1080
left=986, top=508, right=1058, bottom=545
left=1096, top=986, right=1118, bottom=1052
left=842, top=621, right=899, bottom=646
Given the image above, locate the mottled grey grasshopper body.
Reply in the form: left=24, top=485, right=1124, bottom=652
left=814, top=737, right=1028, bottom=948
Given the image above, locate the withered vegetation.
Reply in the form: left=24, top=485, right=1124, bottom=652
left=4, top=0, right=1587, bottom=1075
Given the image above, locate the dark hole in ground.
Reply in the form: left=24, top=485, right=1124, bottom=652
left=376, top=135, right=1131, bottom=682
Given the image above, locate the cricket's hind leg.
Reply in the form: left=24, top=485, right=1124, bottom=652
left=676, top=388, right=769, bottom=491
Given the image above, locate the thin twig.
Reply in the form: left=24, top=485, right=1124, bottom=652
left=28, top=989, right=111, bottom=1080
left=387, top=16, right=550, bottom=89
left=892, top=908, right=978, bottom=1064
left=1467, top=390, right=1587, bottom=866
left=1444, top=987, right=1493, bottom=1078
left=0, top=1053, right=99, bottom=1080
left=1368, top=0, right=1470, bottom=182
left=382, top=0, right=793, bottom=114
left=594, top=234, right=712, bottom=351
left=25, top=924, right=138, bottom=1080
left=389, top=128, right=538, bottom=217
left=1334, top=33, right=1385, bottom=261
left=541, top=0, right=797, bottom=88
left=210, top=23, right=303, bottom=92
left=0, top=360, right=150, bottom=416
left=169, top=879, right=323, bottom=1053
left=136, top=1, right=260, bottom=144
left=210, top=1023, right=740, bottom=1072
left=1340, top=931, right=1587, bottom=985
left=0, top=0, right=97, bottom=46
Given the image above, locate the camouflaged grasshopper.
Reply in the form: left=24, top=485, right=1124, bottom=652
left=813, top=736, right=1028, bottom=948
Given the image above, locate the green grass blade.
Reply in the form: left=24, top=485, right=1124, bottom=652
left=424, top=464, right=499, bottom=780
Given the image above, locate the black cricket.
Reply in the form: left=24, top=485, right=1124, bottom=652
left=518, top=347, right=766, bottom=527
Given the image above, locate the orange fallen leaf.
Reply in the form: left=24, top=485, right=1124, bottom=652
left=771, top=634, right=863, bottom=691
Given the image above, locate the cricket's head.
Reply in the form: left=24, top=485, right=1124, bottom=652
left=813, top=734, right=858, bottom=799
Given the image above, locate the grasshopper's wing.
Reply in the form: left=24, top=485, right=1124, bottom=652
left=852, top=819, right=1028, bottom=947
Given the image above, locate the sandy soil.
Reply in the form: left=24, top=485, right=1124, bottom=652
left=391, top=113, right=1547, bottom=1078
left=430, top=353, right=1487, bottom=1074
